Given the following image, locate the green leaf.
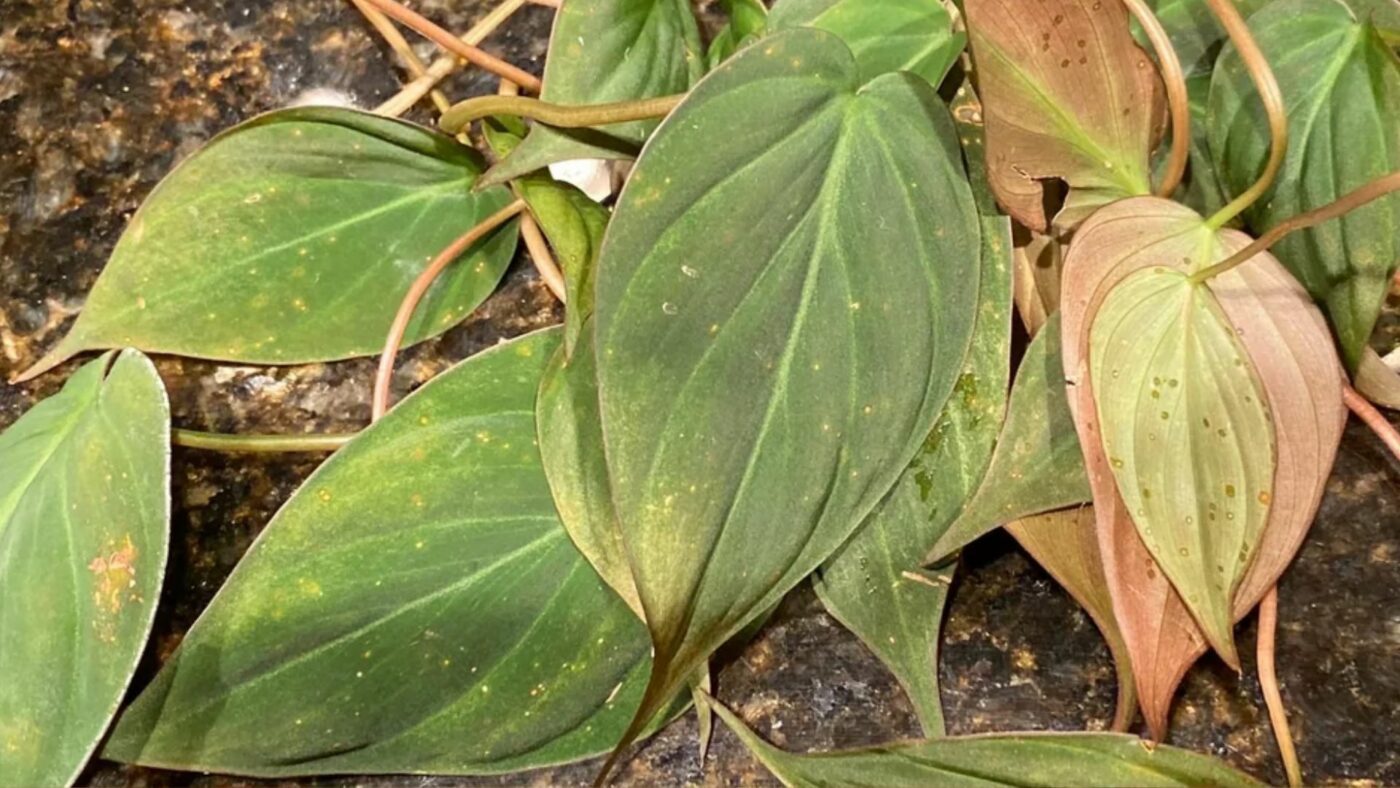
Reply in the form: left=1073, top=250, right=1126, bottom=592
left=964, top=0, right=1162, bottom=231
left=103, top=330, right=668, bottom=777
left=814, top=205, right=1013, bottom=736
left=1209, top=0, right=1400, bottom=368
left=707, top=694, right=1265, bottom=788
left=1089, top=267, right=1276, bottom=668
left=1176, top=75, right=1233, bottom=217
left=481, top=0, right=705, bottom=188
left=928, top=313, right=1091, bottom=563
left=0, top=350, right=170, bottom=786
left=594, top=28, right=981, bottom=751
left=20, top=108, right=516, bottom=380
left=1136, top=0, right=1269, bottom=77
left=515, top=179, right=610, bottom=357
left=708, top=0, right=769, bottom=68
left=768, top=0, right=966, bottom=87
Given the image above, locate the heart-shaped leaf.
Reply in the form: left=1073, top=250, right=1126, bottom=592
left=964, top=0, right=1163, bottom=232
left=1, top=350, right=169, bottom=786
left=707, top=694, right=1264, bottom=787
left=928, top=312, right=1091, bottom=563
left=815, top=210, right=1013, bottom=736
left=1060, top=196, right=1344, bottom=737
left=768, top=0, right=966, bottom=87
left=594, top=28, right=981, bottom=752
left=103, top=329, right=676, bottom=776
left=1209, top=0, right=1400, bottom=368
left=1005, top=506, right=1137, bottom=731
left=480, top=0, right=705, bottom=188
left=1089, top=265, right=1276, bottom=667
left=19, top=108, right=517, bottom=380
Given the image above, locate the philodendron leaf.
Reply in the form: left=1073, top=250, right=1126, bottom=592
left=1004, top=506, right=1138, bottom=732
left=1210, top=0, right=1400, bottom=369
left=706, top=694, right=1264, bottom=788
left=768, top=0, right=966, bottom=87
left=18, top=108, right=516, bottom=381
left=103, top=329, right=674, bottom=777
left=0, top=350, right=169, bottom=787
left=815, top=211, right=1013, bottom=736
left=1060, top=196, right=1344, bottom=737
left=964, top=0, right=1162, bottom=232
left=515, top=178, right=610, bottom=357
left=594, top=28, right=981, bottom=755
left=928, top=312, right=1091, bottom=563
left=1089, top=265, right=1276, bottom=668
left=708, top=0, right=769, bottom=68
left=480, top=0, right=705, bottom=188
left=1137, top=0, right=1269, bottom=78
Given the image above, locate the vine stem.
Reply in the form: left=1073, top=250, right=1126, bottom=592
left=1122, top=0, right=1189, bottom=197
left=351, top=0, right=451, bottom=114
left=372, top=199, right=527, bottom=422
left=375, top=0, right=532, bottom=117
left=172, top=429, right=353, bottom=453
left=1344, top=382, right=1400, bottom=463
left=520, top=211, right=567, bottom=302
left=1202, top=0, right=1287, bottom=230
left=1192, top=169, right=1400, bottom=282
left=440, top=93, right=684, bottom=135
left=358, top=0, right=542, bottom=94
left=1258, top=587, right=1302, bottom=788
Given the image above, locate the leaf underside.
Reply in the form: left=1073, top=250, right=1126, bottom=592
left=0, top=350, right=170, bottom=787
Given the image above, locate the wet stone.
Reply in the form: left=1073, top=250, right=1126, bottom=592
left=1, top=1, right=1397, bottom=785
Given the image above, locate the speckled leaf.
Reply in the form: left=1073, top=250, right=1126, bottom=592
left=965, top=0, right=1162, bottom=232
left=1060, top=197, right=1344, bottom=737
left=594, top=29, right=980, bottom=757
left=480, top=0, right=705, bottom=188
left=707, top=695, right=1264, bottom=788
left=708, top=0, right=769, bottom=68
left=19, top=108, right=516, bottom=380
left=1089, top=265, right=1276, bottom=668
left=0, top=350, right=169, bottom=787
left=1135, top=0, right=1268, bottom=77
left=927, top=313, right=1091, bottom=563
left=815, top=211, right=1012, bottom=736
left=103, top=330, right=671, bottom=777
left=1210, top=0, right=1400, bottom=368
left=768, top=0, right=966, bottom=87
left=1004, top=506, right=1137, bottom=731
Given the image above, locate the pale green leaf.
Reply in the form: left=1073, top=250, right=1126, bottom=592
left=594, top=29, right=981, bottom=748
left=1089, top=266, right=1276, bottom=667
left=0, top=350, right=169, bottom=786
left=103, top=330, right=670, bottom=777
left=769, top=0, right=966, bottom=87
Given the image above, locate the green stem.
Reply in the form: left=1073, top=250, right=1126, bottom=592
left=172, top=429, right=354, bottom=453
left=440, top=94, right=684, bottom=135
left=1192, top=169, right=1400, bottom=282
left=1203, top=0, right=1288, bottom=230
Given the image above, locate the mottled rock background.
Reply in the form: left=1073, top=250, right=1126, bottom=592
left=1, top=1, right=1397, bottom=785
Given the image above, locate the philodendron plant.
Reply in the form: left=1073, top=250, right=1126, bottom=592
left=3, top=0, right=1398, bottom=785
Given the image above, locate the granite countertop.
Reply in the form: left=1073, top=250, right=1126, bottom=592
left=1, top=1, right=1397, bottom=785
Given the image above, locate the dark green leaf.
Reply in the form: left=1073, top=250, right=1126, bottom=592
left=515, top=179, right=609, bottom=357
left=708, top=694, right=1265, bottom=787
left=481, top=0, right=705, bottom=188
left=21, top=108, right=516, bottom=379
left=1136, top=0, right=1269, bottom=77
left=768, top=0, right=966, bottom=87
left=594, top=28, right=981, bottom=747
left=708, top=0, right=769, bottom=68
left=103, top=330, right=668, bottom=777
left=0, top=350, right=169, bottom=786
left=1209, top=0, right=1400, bottom=368
left=928, top=313, right=1090, bottom=563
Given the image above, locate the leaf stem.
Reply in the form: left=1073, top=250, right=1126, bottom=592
left=357, top=0, right=542, bottom=94
left=172, top=429, right=354, bottom=453
left=1202, top=0, right=1288, bottom=230
left=1122, top=0, right=1189, bottom=197
left=1257, top=586, right=1302, bottom=788
left=372, top=198, right=527, bottom=422
left=375, top=0, right=532, bottom=117
left=440, top=94, right=684, bottom=135
left=351, top=0, right=452, bottom=114
left=1191, top=170, right=1400, bottom=282
left=1344, top=381, right=1400, bottom=464
left=520, top=211, right=567, bottom=302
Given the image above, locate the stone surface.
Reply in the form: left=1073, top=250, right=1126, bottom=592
left=1, top=1, right=1397, bottom=785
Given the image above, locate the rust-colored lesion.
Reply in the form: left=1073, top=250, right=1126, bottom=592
left=88, top=535, right=141, bottom=632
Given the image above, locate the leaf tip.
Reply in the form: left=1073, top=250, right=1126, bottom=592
left=11, top=341, right=78, bottom=383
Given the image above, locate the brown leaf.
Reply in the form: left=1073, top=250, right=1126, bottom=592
left=965, top=0, right=1163, bottom=233
left=1060, top=197, right=1344, bottom=738
left=1012, top=225, right=1064, bottom=336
